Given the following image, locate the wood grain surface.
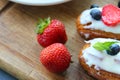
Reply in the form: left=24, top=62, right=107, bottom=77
left=0, top=0, right=119, bottom=80
left=0, top=0, right=9, bottom=11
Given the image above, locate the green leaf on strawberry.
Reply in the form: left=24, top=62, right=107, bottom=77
left=36, top=17, right=51, bottom=34
left=93, top=41, right=118, bottom=51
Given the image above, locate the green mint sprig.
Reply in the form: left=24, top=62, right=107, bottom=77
left=93, top=41, right=118, bottom=51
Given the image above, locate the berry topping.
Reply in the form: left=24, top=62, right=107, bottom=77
left=93, top=41, right=120, bottom=56
left=118, top=1, right=120, bottom=8
left=93, top=41, right=117, bottom=51
left=107, top=44, right=120, bottom=55
left=90, top=4, right=99, bottom=9
left=90, top=9, right=101, bottom=20
left=102, top=4, right=120, bottom=26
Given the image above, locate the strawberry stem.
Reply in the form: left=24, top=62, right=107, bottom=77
left=35, top=17, right=51, bottom=34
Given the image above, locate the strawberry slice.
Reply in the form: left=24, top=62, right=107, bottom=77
left=102, top=4, right=120, bottom=26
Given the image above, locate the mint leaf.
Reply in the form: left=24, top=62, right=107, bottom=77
left=93, top=41, right=117, bottom=51
left=93, top=42, right=105, bottom=51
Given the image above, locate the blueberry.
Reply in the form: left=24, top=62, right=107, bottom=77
left=110, top=44, right=120, bottom=53
left=90, top=9, right=101, bottom=20
left=90, top=4, right=99, bottom=9
left=107, top=44, right=120, bottom=56
left=118, top=1, right=120, bottom=8
left=106, top=50, right=116, bottom=56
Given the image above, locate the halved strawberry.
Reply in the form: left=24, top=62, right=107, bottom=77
left=102, top=4, right=120, bottom=26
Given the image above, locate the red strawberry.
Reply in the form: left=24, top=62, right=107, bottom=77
left=36, top=18, right=67, bottom=47
left=40, top=43, right=71, bottom=73
left=102, top=4, right=120, bottom=26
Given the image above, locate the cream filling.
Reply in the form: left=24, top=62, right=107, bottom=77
left=80, top=8, right=120, bottom=34
left=82, top=38, right=120, bottom=74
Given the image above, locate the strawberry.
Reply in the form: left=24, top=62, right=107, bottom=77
left=40, top=43, right=71, bottom=73
left=102, top=4, right=120, bottom=26
left=36, top=18, right=67, bottom=47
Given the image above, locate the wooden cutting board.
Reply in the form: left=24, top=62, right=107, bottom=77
left=0, top=0, right=119, bottom=80
left=0, top=0, right=9, bottom=11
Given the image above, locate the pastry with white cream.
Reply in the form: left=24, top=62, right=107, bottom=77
left=79, top=38, right=120, bottom=80
left=76, top=4, right=120, bottom=40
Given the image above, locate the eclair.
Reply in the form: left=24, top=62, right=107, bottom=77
left=76, top=4, right=120, bottom=40
left=79, top=38, right=120, bottom=80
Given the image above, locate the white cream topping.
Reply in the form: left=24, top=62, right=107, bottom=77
left=82, top=38, right=120, bottom=74
left=80, top=8, right=120, bottom=34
